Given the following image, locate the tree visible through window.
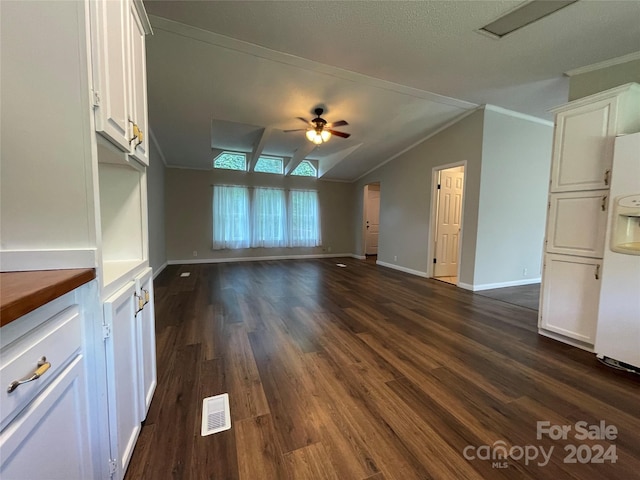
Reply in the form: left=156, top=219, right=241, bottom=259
left=291, top=160, right=317, bottom=177
left=254, top=156, right=283, bottom=174
left=213, top=152, right=246, bottom=171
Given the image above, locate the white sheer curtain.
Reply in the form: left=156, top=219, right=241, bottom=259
left=288, top=190, right=321, bottom=247
left=251, top=187, right=288, bottom=247
left=212, top=185, right=250, bottom=249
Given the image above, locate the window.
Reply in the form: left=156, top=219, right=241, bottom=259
left=254, top=156, right=283, bottom=174
left=213, top=152, right=246, bottom=171
left=212, top=186, right=321, bottom=250
left=289, top=190, right=321, bottom=247
left=212, top=185, right=250, bottom=249
left=291, top=160, right=317, bottom=177
left=251, top=188, right=287, bottom=247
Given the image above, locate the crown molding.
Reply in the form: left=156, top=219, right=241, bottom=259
left=564, top=52, right=640, bottom=77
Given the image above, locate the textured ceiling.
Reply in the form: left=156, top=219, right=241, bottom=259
left=144, top=0, right=640, bottom=180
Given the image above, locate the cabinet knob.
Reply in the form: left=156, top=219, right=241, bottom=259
left=7, top=357, right=51, bottom=393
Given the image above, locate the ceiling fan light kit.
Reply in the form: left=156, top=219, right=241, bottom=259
left=286, top=107, right=350, bottom=145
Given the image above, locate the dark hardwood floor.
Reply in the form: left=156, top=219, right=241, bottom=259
left=125, top=258, right=639, bottom=480
left=475, top=283, right=541, bottom=311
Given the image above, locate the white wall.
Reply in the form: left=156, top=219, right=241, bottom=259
left=354, top=110, right=485, bottom=283
left=569, top=59, right=640, bottom=101
left=147, top=139, right=166, bottom=273
left=473, top=108, right=553, bottom=287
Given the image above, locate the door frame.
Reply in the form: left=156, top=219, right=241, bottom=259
left=427, top=161, right=467, bottom=282
left=362, top=182, right=381, bottom=256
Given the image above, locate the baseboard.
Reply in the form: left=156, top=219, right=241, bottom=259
left=376, top=260, right=428, bottom=278
left=537, top=329, right=594, bottom=353
left=153, top=262, right=168, bottom=279
left=0, top=248, right=97, bottom=272
left=351, top=254, right=366, bottom=260
left=167, top=253, right=354, bottom=265
left=461, top=277, right=541, bottom=292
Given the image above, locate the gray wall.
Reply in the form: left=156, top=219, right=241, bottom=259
left=147, top=139, right=166, bottom=272
left=474, top=109, right=553, bottom=286
left=165, top=168, right=355, bottom=262
left=568, top=59, right=640, bottom=101
left=354, top=110, right=485, bottom=284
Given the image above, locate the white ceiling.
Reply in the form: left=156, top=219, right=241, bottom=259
left=144, top=0, right=640, bottom=181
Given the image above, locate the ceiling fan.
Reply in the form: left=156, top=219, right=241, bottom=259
left=284, top=108, right=350, bottom=145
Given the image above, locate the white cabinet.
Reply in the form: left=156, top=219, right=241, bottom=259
left=135, top=268, right=157, bottom=419
left=91, top=0, right=151, bottom=166
left=546, top=191, right=609, bottom=258
left=550, top=84, right=640, bottom=193
left=540, top=83, right=640, bottom=349
left=104, top=282, right=141, bottom=480
left=0, top=289, right=97, bottom=480
left=540, top=254, right=601, bottom=344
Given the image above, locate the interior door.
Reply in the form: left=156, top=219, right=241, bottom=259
left=434, top=168, right=464, bottom=277
left=365, top=186, right=380, bottom=255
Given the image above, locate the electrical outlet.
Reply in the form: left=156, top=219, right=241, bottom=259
left=394, top=255, right=398, bottom=261
left=523, top=267, right=528, bottom=276
left=193, top=250, right=198, bottom=257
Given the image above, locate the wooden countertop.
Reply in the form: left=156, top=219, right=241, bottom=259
left=0, top=268, right=96, bottom=327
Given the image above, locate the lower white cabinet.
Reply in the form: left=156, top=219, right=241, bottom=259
left=0, top=291, right=97, bottom=480
left=104, top=268, right=156, bottom=480
left=135, top=268, right=157, bottom=419
left=539, top=254, right=602, bottom=345
left=104, top=282, right=141, bottom=480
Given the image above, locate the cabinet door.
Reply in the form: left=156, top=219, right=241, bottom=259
left=135, top=269, right=157, bottom=419
left=550, top=98, right=617, bottom=192
left=91, top=0, right=131, bottom=152
left=104, top=282, right=140, bottom=480
left=539, top=254, right=601, bottom=345
left=128, top=2, right=149, bottom=166
left=0, top=356, right=93, bottom=480
left=546, top=191, right=608, bottom=258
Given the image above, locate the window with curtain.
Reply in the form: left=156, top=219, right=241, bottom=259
left=212, top=185, right=250, bottom=249
left=251, top=187, right=287, bottom=247
left=289, top=190, right=321, bottom=247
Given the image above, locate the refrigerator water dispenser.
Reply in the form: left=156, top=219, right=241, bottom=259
left=611, top=194, right=640, bottom=255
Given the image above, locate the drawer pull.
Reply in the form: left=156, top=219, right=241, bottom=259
left=7, top=357, right=51, bottom=393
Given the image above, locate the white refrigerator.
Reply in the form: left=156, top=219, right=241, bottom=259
left=595, top=132, right=640, bottom=370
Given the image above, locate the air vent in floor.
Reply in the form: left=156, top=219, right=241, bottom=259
left=201, top=393, right=231, bottom=436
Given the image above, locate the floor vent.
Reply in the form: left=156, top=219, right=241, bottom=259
left=180, top=272, right=191, bottom=277
left=336, top=263, right=347, bottom=268
left=201, top=393, right=231, bottom=436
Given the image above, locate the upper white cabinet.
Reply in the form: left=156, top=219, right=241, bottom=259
left=91, top=0, right=151, bottom=166
left=550, top=84, right=640, bottom=193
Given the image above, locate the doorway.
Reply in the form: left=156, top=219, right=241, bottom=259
left=363, top=183, right=380, bottom=259
left=430, top=164, right=465, bottom=285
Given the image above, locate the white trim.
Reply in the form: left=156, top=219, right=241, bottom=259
left=484, top=105, right=553, bottom=127
left=564, top=52, right=640, bottom=77
left=355, top=108, right=479, bottom=182
left=537, top=329, right=594, bottom=352
left=0, top=249, right=97, bottom=272
left=148, top=128, right=167, bottom=166
left=551, top=83, right=640, bottom=113
left=149, top=16, right=477, bottom=110
left=459, top=277, right=541, bottom=292
left=376, top=260, right=427, bottom=278
left=351, top=254, right=366, bottom=260
left=153, top=262, right=168, bottom=279
left=167, top=253, right=353, bottom=265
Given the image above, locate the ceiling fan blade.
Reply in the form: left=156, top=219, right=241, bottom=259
left=297, top=117, right=312, bottom=125
left=328, top=129, right=351, bottom=138
left=283, top=128, right=307, bottom=133
left=327, top=120, right=348, bottom=128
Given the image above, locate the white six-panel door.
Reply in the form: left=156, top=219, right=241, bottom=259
left=434, top=169, right=464, bottom=277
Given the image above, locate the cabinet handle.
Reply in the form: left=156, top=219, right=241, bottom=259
left=595, top=264, right=600, bottom=280
left=601, top=195, right=607, bottom=211
left=130, top=123, right=140, bottom=144
left=7, top=357, right=51, bottom=393
left=604, top=169, right=611, bottom=186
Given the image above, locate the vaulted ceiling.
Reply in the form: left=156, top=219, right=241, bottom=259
left=144, top=0, right=640, bottom=181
